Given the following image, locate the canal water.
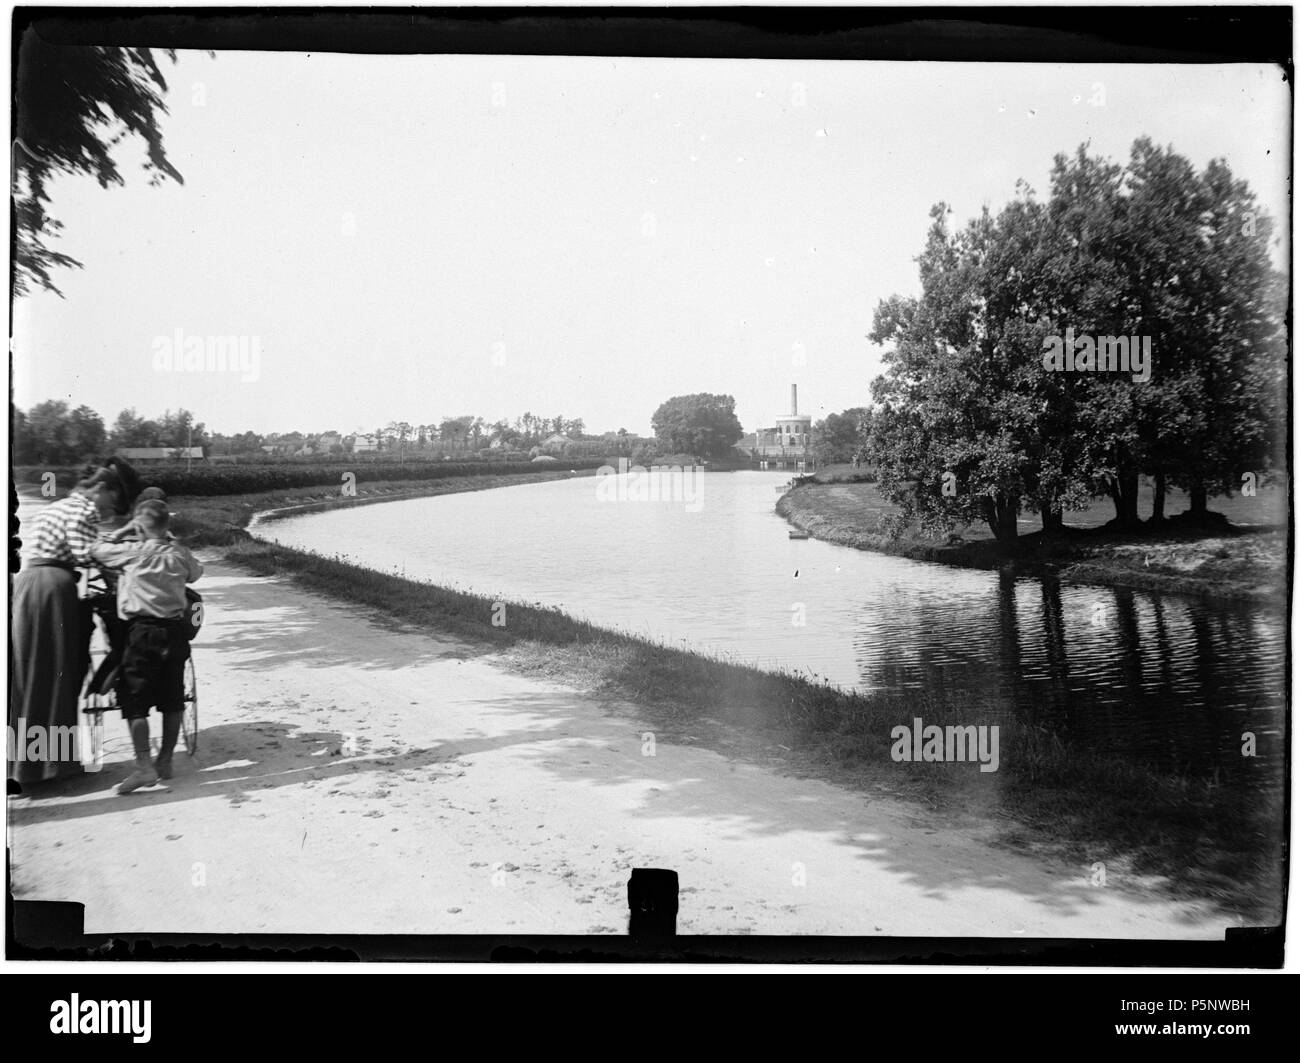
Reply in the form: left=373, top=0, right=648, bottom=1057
left=256, top=471, right=1288, bottom=786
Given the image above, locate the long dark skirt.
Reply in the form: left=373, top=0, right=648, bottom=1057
left=8, top=565, right=86, bottom=783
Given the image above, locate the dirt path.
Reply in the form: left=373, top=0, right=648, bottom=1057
left=9, top=558, right=1223, bottom=939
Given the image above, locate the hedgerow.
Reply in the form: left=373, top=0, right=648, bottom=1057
left=15, top=459, right=610, bottom=497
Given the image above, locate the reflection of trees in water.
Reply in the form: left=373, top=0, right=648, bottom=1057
left=852, top=581, right=1009, bottom=706
left=1150, top=596, right=1175, bottom=691
left=1030, top=586, right=1280, bottom=781
left=1036, top=575, right=1073, bottom=734
left=1112, top=587, right=1143, bottom=702
left=1107, top=597, right=1280, bottom=781
left=995, top=571, right=1022, bottom=721
left=1188, top=612, right=1230, bottom=772
left=853, top=571, right=1284, bottom=784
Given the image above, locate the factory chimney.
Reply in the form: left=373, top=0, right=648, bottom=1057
left=791, top=383, right=798, bottom=416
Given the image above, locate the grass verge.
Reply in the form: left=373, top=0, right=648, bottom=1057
left=777, top=479, right=1287, bottom=603
left=166, top=470, right=591, bottom=549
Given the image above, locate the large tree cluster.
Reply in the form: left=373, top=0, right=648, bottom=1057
left=865, top=138, right=1285, bottom=547
left=650, top=394, right=745, bottom=461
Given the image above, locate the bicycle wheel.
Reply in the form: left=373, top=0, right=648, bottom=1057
left=80, top=605, right=115, bottom=772
left=80, top=707, right=105, bottom=772
left=182, top=657, right=198, bottom=755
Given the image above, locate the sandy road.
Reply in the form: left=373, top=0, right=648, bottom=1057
left=9, top=558, right=1221, bottom=940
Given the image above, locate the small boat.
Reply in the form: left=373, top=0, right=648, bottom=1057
left=788, top=530, right=810, bottom=540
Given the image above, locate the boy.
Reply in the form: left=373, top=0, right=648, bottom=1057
left=90, top=500, right=203, bottom=794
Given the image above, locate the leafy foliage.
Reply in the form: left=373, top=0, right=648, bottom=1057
left=866, top=139, right=1285, bottom=545
left=650, top=393, right=744, bottom=460
left=813, top=407, right=871, bottom=464
left=12, top=401, right=106, bottom=465
left=13, top=40, right=193, bottom=296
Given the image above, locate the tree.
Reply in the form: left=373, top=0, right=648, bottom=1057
left=866, top=202, right=1052, bottom=548
left=1127, top=142, right=1284, bottom=519
left=67, top=405, right=106, bottom=460
left=12, top=406, right=35, bottom=464
left=157, top=408, right=207, bottom=449
left=108, top=408, right=156, bottom=449
left=1041, top=139, right=1284, bottom=524
left=438, top=416, right=474, bottom=453
left=236, top=431, right=264, bottom=454
left=513, top=413, right=529, bottom=443
left=866, top=138, right=1286, bottom=547
left=813, top=407, right=871, bottom=464
left=208, top=429, right=263, bottom=455
left=13, top=41, right=194, bottom=296
left=1040, top=143, right=1165, bottom=528
left=386, top=421, right=413, bottom=459
left=19, top=400, right=105, bottom=464
left=630, top=441, right=663, bottom=467
left=23, top=400, right=72, bottom=464
left=650, top=393, right=744, bottom=460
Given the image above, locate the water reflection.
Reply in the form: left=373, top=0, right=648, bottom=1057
left=855, top=569, right=1284, bottom=783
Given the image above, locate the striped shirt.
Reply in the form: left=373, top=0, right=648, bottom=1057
left=21, top=494, right=99, bottom=566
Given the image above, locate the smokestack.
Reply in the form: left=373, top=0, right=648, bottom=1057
left=791, top=383, right=798, bottom=416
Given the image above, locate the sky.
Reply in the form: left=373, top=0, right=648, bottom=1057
left=11, top=53, right=1290, bottom=438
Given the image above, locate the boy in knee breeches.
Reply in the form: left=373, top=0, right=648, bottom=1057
left=90, top=500, right=203, bottom=793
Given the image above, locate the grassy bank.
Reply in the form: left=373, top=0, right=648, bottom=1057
left=135, top=472, right=1280, bottom=922
left=162, top=469, right=593, bottom=549
left=777, top=473, right=1288, bottom=603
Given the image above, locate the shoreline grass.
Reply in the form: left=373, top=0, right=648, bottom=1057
left=777, top=477, right=1288, bottom=604
left=161, top=469, right=595, bottom=548
left=20, top=467, right=1277, bottom=921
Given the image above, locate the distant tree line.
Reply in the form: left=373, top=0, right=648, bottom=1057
left=11, top=402, right=636, bottom=465
left=12, top=402, right=209, bottom=465
left=377, top=414, right=591, bottom=457
left=16, top=392, right=864, bottom=470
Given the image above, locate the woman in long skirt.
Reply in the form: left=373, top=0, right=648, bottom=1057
left=9, top=468, right=127, bottom=786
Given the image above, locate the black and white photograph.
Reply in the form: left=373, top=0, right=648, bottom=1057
left=5, top=6, right=1293, bottom=978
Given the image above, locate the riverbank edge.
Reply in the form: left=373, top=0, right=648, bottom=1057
left=244, top=467, right=600, bottom=534
left=141, top=470, right=597, bottom=550
left=202, top=478, right=1280, bottom=921
left=776, top=486, right=1285, bottom=605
